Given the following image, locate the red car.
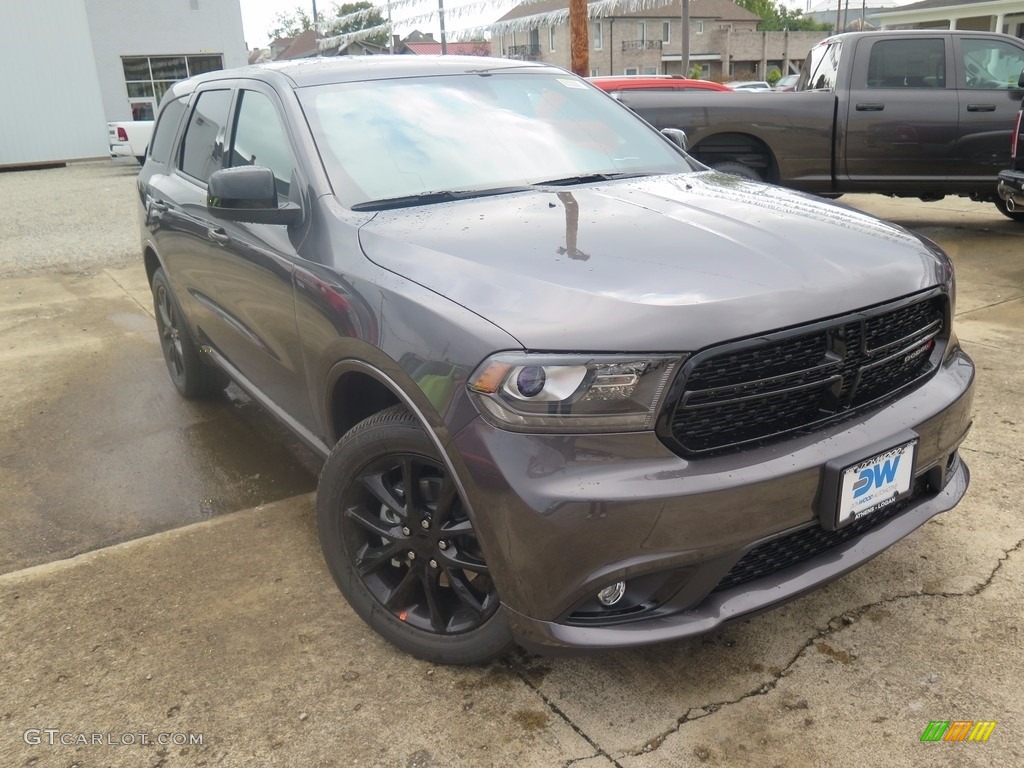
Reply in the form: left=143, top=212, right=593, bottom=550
left=589, top=76, right=732, bottom=94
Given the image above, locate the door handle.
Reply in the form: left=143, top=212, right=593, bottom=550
left=855, top=103, right=885, bottom=111
left=207, top=227, right=230, bottom=244
left=966, top=104, right=996, bottom=112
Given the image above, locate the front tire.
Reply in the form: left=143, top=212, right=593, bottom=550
left=151, top=268, right=229, bottom=398
left=317, top=405, right=514, bottom=665
left=994, top=195, right=1024, bottom=222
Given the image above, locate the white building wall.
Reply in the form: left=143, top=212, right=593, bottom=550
left=0, top=0, right=108, bottom=165
left=84, top=0, right=247, bottom=123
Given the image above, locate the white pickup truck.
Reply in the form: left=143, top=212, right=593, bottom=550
left=108, top=121, right=153, bottom=164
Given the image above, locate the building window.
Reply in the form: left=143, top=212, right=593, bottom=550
left=638, top=22, right=646, bottom=43
left=590, top=67, right=599, bottom=77
left=719, top=24, right=731, bottom=31
left=624, top=67, right=639, bottom=75
left=549, top=27, right=556, bottom=52
left=642, top=66, right=658, bottom=75
left=696, top=21, right=704, bottom=34
left=593, top=22, right=602, bottom=50
left=122, top=54, right=224, bottom=119
left=663, top=21, right=671, bottom=45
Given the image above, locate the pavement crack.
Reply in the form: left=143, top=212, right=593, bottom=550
left=563, top=752, right=602, bottom=767
left=105, top=268, right=153, bottom=317
left=507, top=658, right=624, bottom=768
left=622, top=536, right=1024, bottom=758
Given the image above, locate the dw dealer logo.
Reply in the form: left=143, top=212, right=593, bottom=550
left=920, top=720, right=997, bottom=742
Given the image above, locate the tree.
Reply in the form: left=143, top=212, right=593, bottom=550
left=733, top=0, right=833, bottom=32
left=267, top=7, right=313, bottom=40
left=267, top=3, right=387, bottom=45
left=326, top=2, right=388, bottom=46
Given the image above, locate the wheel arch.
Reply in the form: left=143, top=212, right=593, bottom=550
left=143, top=244, right=162, bottom=285
left=690, top=131, right=779, bottom=182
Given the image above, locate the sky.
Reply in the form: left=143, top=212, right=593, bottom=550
left=238, top=0, right=519, bottom=49
left=237, top=0, right=919, bottom=50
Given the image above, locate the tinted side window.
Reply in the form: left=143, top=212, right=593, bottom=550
left=867, top=39, right=945, bottom=89
left=802, top=41, right=842, bottom=91
left=228, top=90, right=293, bottom=198
left=962, top=38, right=1024, bottom=89
left=149, top=96, right=187, bottom=163
left=179, top=89, right=233, bottom=183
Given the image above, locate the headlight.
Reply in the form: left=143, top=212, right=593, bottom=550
left=467, top=353, right=684, bottom=432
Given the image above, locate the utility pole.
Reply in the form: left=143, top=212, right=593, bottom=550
left=681, top=0, right=690, bottom=77
left=569, top=0, right=588, bottom=76
left=439, top=0, right=448, bottom=54
left=312, top=0, right=319, bottom=37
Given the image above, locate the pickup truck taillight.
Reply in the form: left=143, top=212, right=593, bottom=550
left=117, top=127, right=129, bottom=142
left=1013, top=112, right=1022, bottom=160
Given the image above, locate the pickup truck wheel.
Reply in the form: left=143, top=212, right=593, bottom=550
left=317, top=405, right=514, bottom=665
left=713, top=161, right=762, bottom=182
left=994, top=196, right=1024, bottom=222
left=151, top=268, right=229, bottom=398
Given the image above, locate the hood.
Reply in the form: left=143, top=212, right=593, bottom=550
left=357, top=172, right=949, bottom=352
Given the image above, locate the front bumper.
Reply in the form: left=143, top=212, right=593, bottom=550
left=452, top=346, right=974, bottom=652
left=997, top=169, right=1024, bottom=210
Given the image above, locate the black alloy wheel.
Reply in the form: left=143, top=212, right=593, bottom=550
left=317, top=405, right=513, bottom=664
left=151, top=268, right=229, bottom=398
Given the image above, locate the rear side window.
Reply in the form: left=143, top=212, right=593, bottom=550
left=867, top=39, right=946, bottom=88
left=801, top=40, right=842, bottom=91
left=961, top=38, right=1024, bottom=88
left=228, top=90, right=293, bottom=198
left=148, top=96, right=187, bottom=163
left=179, top=89, right=233, bottom=183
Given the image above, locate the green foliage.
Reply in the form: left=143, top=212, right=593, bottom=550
left=327, top=2, right=388, bottom=46
left=267, top=8, right=313, bottom=40
left=766, top=68, right=781, bottom=85
left=733, top=0, right=834, bottom=32
left=267, top=3, right=389, bottom=46
left=690, top=63, right=703, bottom=79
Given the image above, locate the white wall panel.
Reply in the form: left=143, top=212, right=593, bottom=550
left=0, top=0, right=108, bottom=165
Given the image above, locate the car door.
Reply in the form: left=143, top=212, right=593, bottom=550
left=147, top=84, right=237, bottom=346
left=952, top=35, right=1024, bottom=180
left=843, top=36, right=959, bottom=183
left=200, top=81, right=314, bottom=427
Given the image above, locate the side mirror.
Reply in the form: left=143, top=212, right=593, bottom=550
left=661, top=128, right=689, bottom=151
left=207, top=166, right=301, bottom=225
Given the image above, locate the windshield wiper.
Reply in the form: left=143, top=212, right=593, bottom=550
left=351, top=186, right=530, bottom=211
left=533, top=172, right=649, bottom=187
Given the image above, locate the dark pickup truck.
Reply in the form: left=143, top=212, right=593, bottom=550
left=618, top=30, right=1024, bottom=220
left=997, top=78, right=1024, bottom=213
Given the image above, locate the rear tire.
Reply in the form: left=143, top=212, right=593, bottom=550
left=994, top=196, right=1024, bottom=222
left=317, top=405, right=514, bottom=665
left=151, top=268, right=229, bottom=398
left=712, top=161, right=762, bottom=182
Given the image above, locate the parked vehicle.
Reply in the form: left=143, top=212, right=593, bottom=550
left=108, top=120, right=153, bottom=164
left=139, top=56, right=974, bottom=664
left=726, top=80, right=772, bottom=91
left=996, top=70, right=1024, bottom=219
left=774, top=73, right=799, bottom=91
left=615, top=31, right=1024, bottom=218
left=589, top=75, right=732, bottom=94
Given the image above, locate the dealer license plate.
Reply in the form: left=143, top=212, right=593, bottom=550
left=836, top=441, right=916, bottom=526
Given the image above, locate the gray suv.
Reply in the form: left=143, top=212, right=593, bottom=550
left=138, top=57, right=974, bottom=664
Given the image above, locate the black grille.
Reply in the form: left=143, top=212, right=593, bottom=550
left=712, top=478, right=930, bottom=594
left=667, top=294, right=945, bottom=455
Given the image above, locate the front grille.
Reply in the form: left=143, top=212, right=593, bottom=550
left=712, top=477, right=930, bottom=594
left=667, top=293, right=945, bottom=455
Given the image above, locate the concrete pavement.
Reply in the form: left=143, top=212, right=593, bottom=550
left=1, top=164, right=1022, bottom=767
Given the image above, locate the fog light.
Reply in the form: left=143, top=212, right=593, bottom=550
left=597, top=581, right=626, bottom=607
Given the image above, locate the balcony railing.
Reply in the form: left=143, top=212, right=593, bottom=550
left=507, top=44, right=541, bottom=60
left=621, top=40, right=664, bottom=52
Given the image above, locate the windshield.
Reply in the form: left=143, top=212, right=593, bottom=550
left=298, top=72, right=695, bottom=208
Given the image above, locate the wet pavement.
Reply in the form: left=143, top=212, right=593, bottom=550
left=0, top=265, right=317, bottom=574
left=1, top=163, right=1022, bottom=767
